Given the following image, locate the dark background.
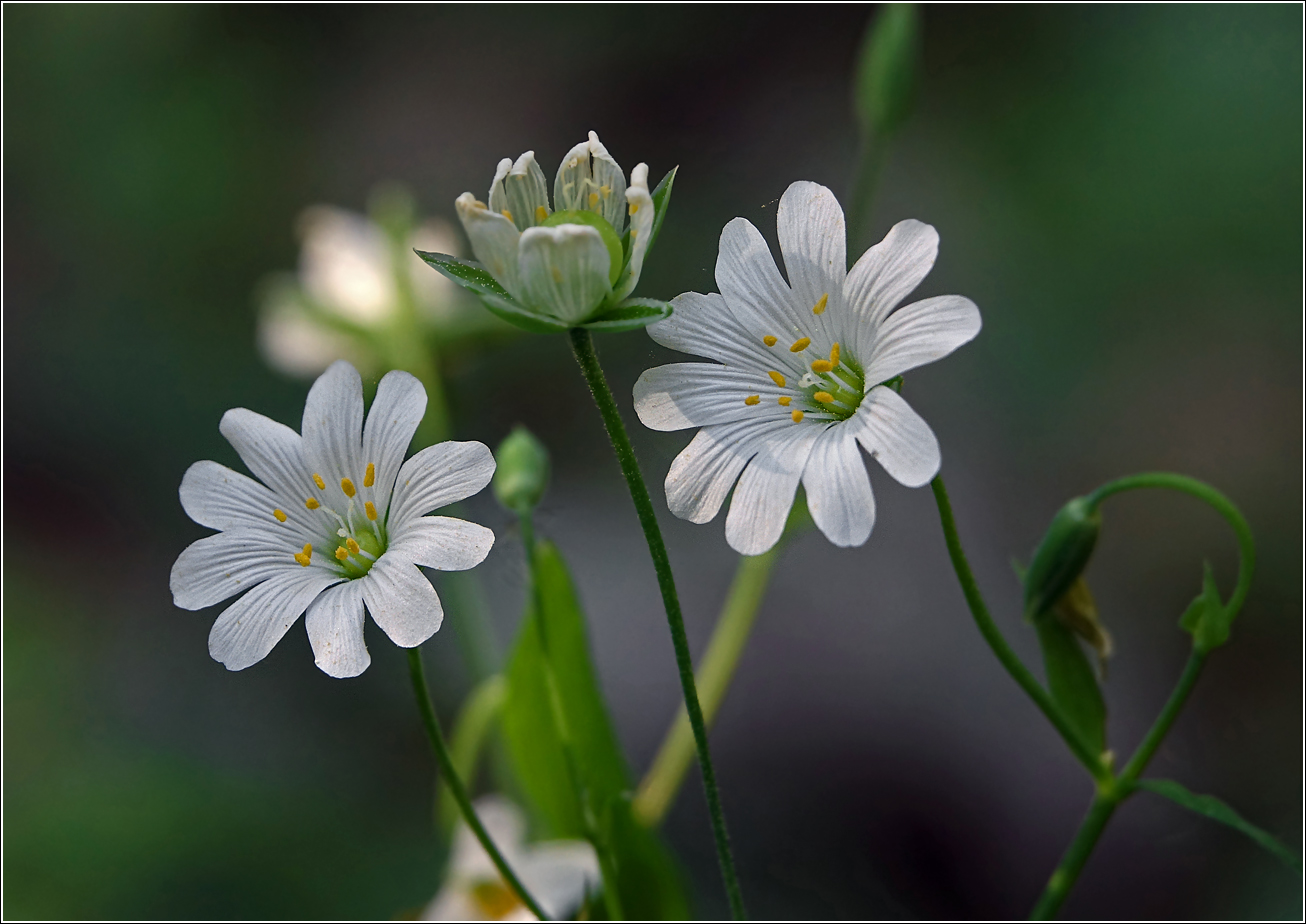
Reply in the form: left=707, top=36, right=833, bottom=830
left=4, top=4, right=1302, bottom=919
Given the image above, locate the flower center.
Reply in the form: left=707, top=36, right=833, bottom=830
left=470, top=879, right=522, bottom=920
left=277, top=460, right=389, bottom=575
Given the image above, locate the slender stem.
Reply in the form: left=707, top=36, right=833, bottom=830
left=1030, top=795, right=1118, bottom=920
left=406, top=647, right=550, bottom=921
left=930, top=475, right=1109, bottom=780
left=1119, top=650, right=1208, bottom=785
left=568, top=327, right=747, bottom=920
left=634, top=546, right=782, bottom=827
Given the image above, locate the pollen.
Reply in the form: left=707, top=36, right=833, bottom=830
left=768, top=370, right=787, bottom=387
left=294, top=543, right=313, bottom=567
left=790, top=337, right=811, bottom=352
left=600, top=184, right=611, bottom=198
left=588, top=191, right=600, bottom=208
left=778, top=396, right=792, bottom=406
left=346, top=537, right=361, bottom=555
left=305, top=498, right=320, bottom=510
left=312, top=473, right=326, bottom=490
left=272, top=509, right=288, bottom=523
left=340, top=477, right=356, bottom=498
left=744, top=395, right=761, bottom=406
left=365, top=501, right=378, bottom=521
left=814, top=391, right=835, bottom=404
left=629, top=202, right=639, bottom=215
left=501, top=208, right=513, bottom=222
left=829, top=342, right=840, bottom=365
left=813, top=293, right=828, bottom=315
left=335, top=546, right=349, bottom=561
left=791, top=409, right=805, bottom=423
left=763, top=335, right=778, bottom=346
left=364, top=462, right=375, bottom=488
left=535, top=205, right=549, bottom=223
left=811, top=359, right=834, bottom=373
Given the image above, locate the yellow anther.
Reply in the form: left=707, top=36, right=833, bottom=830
left=814, top=391, right=835, bottom=404
left=273, top=509, right=288, bottom=523
left=768, top=371, right=787, bottom=387
left=312, top=473, right=326, bottom=490
left=473, top=198, right=487, bottom=209
left=763, top=335, right=778, bottom=347
left=535, top=205, right=549, bottom=223
left=790, top=337, right=811, bottom=352
left=340, top=477, right=356, bottom=498
left=365, top=501, right=378, bottom=521
left=811, top=359, right=834, bottom=373
left=501, top=208, right=513, bottom=222
left=346, top=537, right=361, bottom=555
left=829, top=342, right=840, bottom=365
left=778, top=396, right=792, bottom=407
left=551, top=267, right=563, bottom=283
left=744, top=395, right=761, bottom=406
left=629, top=202, right=639, bottom=215
left=335, top=546, right=349, bottom=561
left=305, top=498, right=320, bottom=510
left=364, top=462, right=375, bottom=488
left=588, top=191, right=600, bottom=208
left=791, top=409, right=805, bottom=423
left=294, top=543, right=313, bottom=567
left=600, top=184, right=611, bottom=198
left=813, top=293, right=828, bottom=315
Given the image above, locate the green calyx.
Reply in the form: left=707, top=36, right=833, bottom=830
left=543, top=209, right=623, bottom=286
left=1023, top=497, right=1102, bottom=621
left=493, top=426, right=551, bottom=515
left=330, top=525, right=385, bottom=578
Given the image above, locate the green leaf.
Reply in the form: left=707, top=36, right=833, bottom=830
left=501, top=540, right=688, bottom=918
left=1179, top=560, right=1231, bottom=652
left=853, top=3, right=921, bottom=139
left=414, top=251, right=569, bottom=334
left=580, top=298, right=673, bottom=333
left=1133, top=779, right=1302, bottom=874
left=645, top=166, right=678, bottom=262
left=437, top=675, right=506, bottom=836
left=1035, top=613, right=1107, bottom=756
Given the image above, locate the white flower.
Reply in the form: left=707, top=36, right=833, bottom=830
left=170, top=360, right=497, bottom=677
left=422, top=796, right=600, bottom=922
left=454, top=131, right=656, bottom=326
left=633, top=181, right=981, bottom=556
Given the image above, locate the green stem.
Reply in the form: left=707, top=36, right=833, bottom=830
left=1029, top=795, right=1118, bottom=920
left=1118, top=650, right=1208, bottom=785
left=568, top=327, right=746, bottom=920
left=930, top=475, right=1109, bottom=780
left=634, top=546, right=783, bottom=827
left=406, top=647, right=550, bottom=921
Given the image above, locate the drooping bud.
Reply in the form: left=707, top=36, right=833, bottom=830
left=1023, top=496, right=1102, bottom=621
left=493, top=426, right=551, bottom=515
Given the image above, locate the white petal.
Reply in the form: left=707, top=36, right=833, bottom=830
left=180, top=460, right=304, bottom=535
left=219, top=407, right=311, bottom=510
left=633, top=363, right=788, bottom=431
left=455, top=192, right=523, bottom=297
left=490, top=151, right=551, bottom=231
left=553, top=131, right=627, bottom=232
left=388, top=516, right=495, bottom=571
left=171, top=528, right=304, bottom=610
left=777, top=181, right=847, bottom=341
left=715, top=217, right=806, bottom=345
left=361, top=369, right=427, bottom=523
left=853, top=386, right=941, bottom=487
left=519, top=841, right=601, bottom=920
left=297, top=205, right=394, bottom=325
left=843, top=219, right=938, bottom=360
left=665, top=416, right=792, bottom=524
left=861, top=294, right=982, bottom=385
left=802, top=426, right=876, bottom=548
left=389, top=441, right=496, bottom=533
left=208, top=567, right=343, bottom=671
left=301, top=360, right=365, bottom=512
left=518, top=224, right=613, bottom=324
left=725, top=421, right=822, bottom=555
left=305, top=580, right=370, bottom=678
left=613, top=162, right=654, bottom=300
left=361, top=553, right=444, bottom=648
left=646, top=291, right=777, bottom=370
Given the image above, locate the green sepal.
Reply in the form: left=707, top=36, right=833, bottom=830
left=1133, top=778, right=1302, bottom=874
left=645, top=166, right=678, bottom=263
left=1178, top=560, right=1231, bottom=652
left=493, top=426, right=551, bottom=516
left=1035, top=612, right=1107, bottom=757
left=854, top=3, right=921, bottom=139
left=1023, top=496, right=1102, bottom=622
left=415, top=251, right=569, bottom=334
left=580, top=298, right=674, bottom=333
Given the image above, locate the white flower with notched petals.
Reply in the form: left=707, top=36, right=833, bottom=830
left=423, top=796, right=600, bottom=922
left=455, top=131, right=656, bottom=326
left=634, top=181, right=981, bottom=556
left=171, top=360, right=496, bottom=677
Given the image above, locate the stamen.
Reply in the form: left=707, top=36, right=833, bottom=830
left=346, top=538, right=361, bottom=555
left=811, top=359, right=834, bottom=373
left=535, top=205, right=549, bottom=223
left=313, top=473, right=326, bottom=490
left=813, top=293, right=828, bottom=315
left=829, top=342, right=840, bottom=365
left=791, top=409, right=805, bottom=423
left=600, top=184, right=611, bottom=198
left=272, top=509, right=288, bottom=523
left=768, top=371, right=787, bottom=387
left=501, top=208, right=513, bottom=222
left=588, top=192, right=600, bottom=208
left=778, top=396, right=792, bottom=406
left=790, top=337, right=811, bottom=352
left=364, top=463, right=375, bottom=487
left=763, top=335, right=778, bottom=347
left=340, top=477, right=356, bottom=498
left=338, top=528, right=348, bottom=537
left=365, top=501, right=378, bottom=521
left=629, top=202, right=639, bottom=215
left=294, top=543, right=313, bottom=567
left=814, top=391, right=835, bottom=404
left=305, top=498, right=320, bottom=510
left=744, top=395, right=760, bottom=406
left=335, top=546, right=349, bottom=561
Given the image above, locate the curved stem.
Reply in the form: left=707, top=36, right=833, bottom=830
left=568, top=327, right=746, bottom=920
left=407, top=647, right=550, bottom=921
left=1118, top=650, right=1208, bottom=785
left=931, top=475, right=1109, bottom=780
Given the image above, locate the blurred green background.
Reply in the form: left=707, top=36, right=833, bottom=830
left=4, top=4, right=1301, bottom=919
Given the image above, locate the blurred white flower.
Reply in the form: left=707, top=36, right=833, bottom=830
left=423, top=796, right=599, bottom=922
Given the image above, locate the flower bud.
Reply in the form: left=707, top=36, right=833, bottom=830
left=1023, top=496, right=1102, bottom=621
left=493, top=426, right=550, bottom=515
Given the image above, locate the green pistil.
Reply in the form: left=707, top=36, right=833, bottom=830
left=331, top=525, right=385, bottom=578
left=805, top=362, right=866, bottom=421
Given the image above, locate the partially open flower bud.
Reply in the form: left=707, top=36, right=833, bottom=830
left=493, top=426, right=550, bottom=515
left=1023, top=496, right=1102, bottom=621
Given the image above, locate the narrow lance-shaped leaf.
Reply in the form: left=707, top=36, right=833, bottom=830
left=853, top=3, right=921, bottom=140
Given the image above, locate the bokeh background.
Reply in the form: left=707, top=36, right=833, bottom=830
left=4, top=4, right=1301, bottom=919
